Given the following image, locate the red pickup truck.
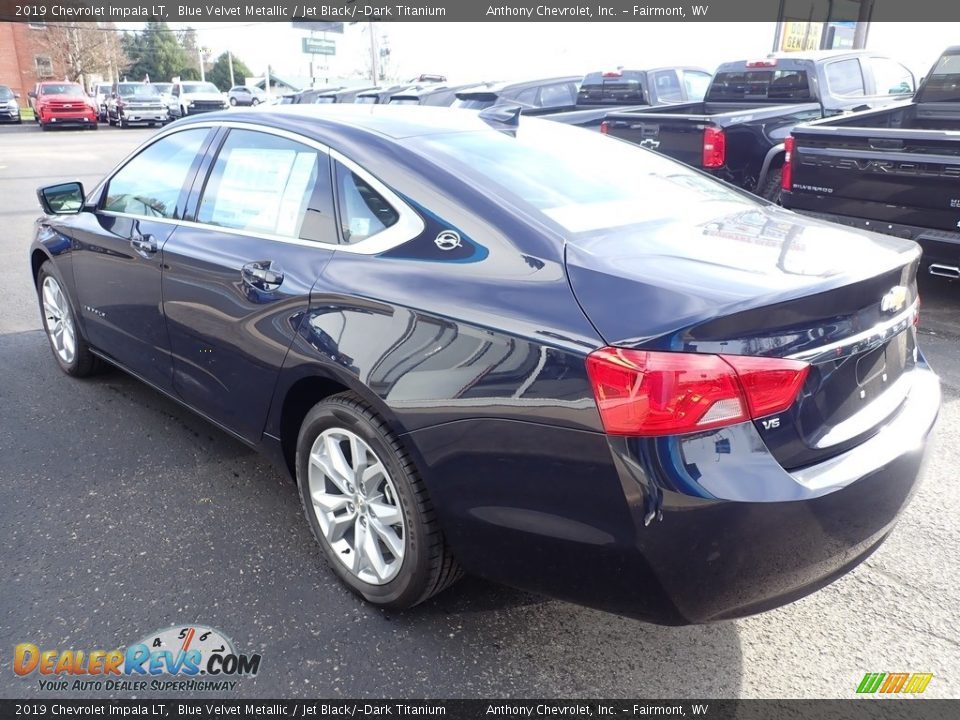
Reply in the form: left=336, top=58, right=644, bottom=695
left=29, top=81, right=98, bottom=131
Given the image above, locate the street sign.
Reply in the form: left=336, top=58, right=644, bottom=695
left=302, top=37, right=336, bottom=56
left=292, top=21, right=344, bottom=33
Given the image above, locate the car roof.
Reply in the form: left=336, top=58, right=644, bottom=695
left=459, top=76, right=580, bottom=94
left=178, top=103, right=508, bottom=141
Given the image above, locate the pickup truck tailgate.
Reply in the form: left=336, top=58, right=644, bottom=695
left=790, top=128, right=960, bottom=233
left=604, top=113, right=712, bottom=168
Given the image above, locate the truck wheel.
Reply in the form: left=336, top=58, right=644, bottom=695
left=759, top=167, right=783, bottom=204
left=295, top=392, right=462, bottom=609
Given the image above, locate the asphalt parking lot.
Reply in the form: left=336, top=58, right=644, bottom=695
left=0, top=122, right=958, bottom=699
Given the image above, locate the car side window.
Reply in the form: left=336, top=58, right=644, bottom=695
left=652, top=70, right=684, bottom=102
left=868, top=57, right=915, bottom=96
left=538, top=82, right=577, bottom=109
left=197, top=129, right=336, bottom=244
left=824, top=59, right=865, bottom=97
left=512, top=87, right=539, bottom=105
left=103, top=128, right=209, bottom=219
left=334, top=161, right=398, bottom=244
left=682, top=71, right=712, bottom=101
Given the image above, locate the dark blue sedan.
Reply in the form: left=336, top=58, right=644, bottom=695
left=29, top=105, right=940, bottom=623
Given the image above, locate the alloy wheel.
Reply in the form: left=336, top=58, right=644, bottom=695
left=307, top=428, right=406, bottom=585
left=41, top=275, right=76, bottom=365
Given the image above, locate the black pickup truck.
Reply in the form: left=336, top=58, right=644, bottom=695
left=782, top=47, right=960, bottom=279
left=541, top=67, right=713, bottom=128
left=602, top=51, right=917, bottom=199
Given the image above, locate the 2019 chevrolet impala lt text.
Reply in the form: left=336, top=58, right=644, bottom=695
left=29, top=105, right=939, bottom=624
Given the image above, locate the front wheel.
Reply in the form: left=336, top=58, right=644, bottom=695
left=251, top=98, right=260, bottom=106
left=296, top=393, right=462, bottom=609
left=36, top=263, right=100, bottom=377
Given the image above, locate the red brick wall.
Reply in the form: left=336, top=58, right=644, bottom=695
left=0, top=22, right=58, bottom=100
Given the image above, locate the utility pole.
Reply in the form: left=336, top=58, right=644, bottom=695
left=228, top=51, right=235, bottom=87
left=198, top=46, right=205, bottom=81
left=369, top=24, right=379, bottom=85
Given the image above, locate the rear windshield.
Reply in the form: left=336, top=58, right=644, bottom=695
left=389, top=97, right=420, bottom=105
left=706, top=69, right=812, bottom=102
left=452, top=95, right=497, bottom=110
left=314, top=96, right=336, bottom=104
left=412, top=121, right=753, bottom=235
left=577, top=72, right=646, bottom=105
left=918, top=54, right=960, bottom=103
left=355, top=95, right=379, bottom=104
left=40, top=84, right=84, bottom=96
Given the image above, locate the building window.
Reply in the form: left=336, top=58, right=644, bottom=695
left=35, top=56, right=54, bottom=78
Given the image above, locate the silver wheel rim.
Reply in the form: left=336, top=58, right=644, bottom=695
left=307, top=428, right=405, bottom=585
left=41, top=275, right=76, bottom=365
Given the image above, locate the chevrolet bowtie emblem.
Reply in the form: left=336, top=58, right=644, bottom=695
left=880, top=285, right=908, bottom=314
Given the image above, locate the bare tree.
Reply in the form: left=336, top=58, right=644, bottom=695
left=39, top=22, right=128, bottom=89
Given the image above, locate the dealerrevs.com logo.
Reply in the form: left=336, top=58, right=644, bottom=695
left=14, top=625, right=262, bottom=692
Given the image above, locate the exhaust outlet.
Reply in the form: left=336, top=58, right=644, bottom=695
left=929, top=264, right=960, bottom=279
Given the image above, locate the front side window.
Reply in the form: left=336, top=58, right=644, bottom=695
left=103, top=128, right=209, bottom=218
left=652, top=70, right=684, bottom=102
left=334, top=162, right=398, bottom=244
left=824, top=59, right=865, bottom=97
left=197, top=129, right=335, bottom=243
left=683, top=71, right=712, bottom=101
left=868, top=57, right=914, bottom=96
left=538, top=83, right=577, bottom=108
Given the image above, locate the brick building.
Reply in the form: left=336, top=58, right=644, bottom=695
left=0, top=22, right=59, bottom=98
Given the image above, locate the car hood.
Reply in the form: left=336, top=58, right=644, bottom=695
left=563, top=204, right=921, bottom=347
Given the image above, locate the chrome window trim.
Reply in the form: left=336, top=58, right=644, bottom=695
left=786, top=301, right=918, bottom=363
left=89, top=120, right=425, bottom=255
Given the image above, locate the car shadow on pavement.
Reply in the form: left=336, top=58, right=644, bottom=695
left=1, top=329, right=743, bottom=699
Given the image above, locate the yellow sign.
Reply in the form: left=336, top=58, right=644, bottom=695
left=781, top=22, right=824, bottom=52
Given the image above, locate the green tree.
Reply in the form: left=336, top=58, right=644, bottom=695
left=122, top=21, right=191, bottom=83
left=208, top=53, right=253, bottom=91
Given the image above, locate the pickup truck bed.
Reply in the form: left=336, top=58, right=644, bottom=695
left=782, top=47, right=960, bottom=277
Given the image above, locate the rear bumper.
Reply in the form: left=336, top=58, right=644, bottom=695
left=409, top=366, right=940, bottom=624
left=782, top=195, right=960, bottom=269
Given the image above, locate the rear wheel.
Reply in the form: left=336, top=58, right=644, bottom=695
left=36, top=263, right=100, bottom=377
left=759, top=167, right=783, bottom=204
left=229, top=97, right=238, bottom=106
left=296, top=392, right=462, bottom=609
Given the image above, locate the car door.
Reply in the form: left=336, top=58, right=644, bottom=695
left=70, top=126, right=215, bottom=390
left=160, top=126, right=338, bottom=442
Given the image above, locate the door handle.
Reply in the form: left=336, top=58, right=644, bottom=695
left=241, top=261, right=284, bottom=291
left=130, top=234, right=157, bottom=254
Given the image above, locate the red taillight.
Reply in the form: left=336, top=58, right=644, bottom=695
left=600, top=120, right=609, bottom=135
left=702, top=127, right=725, bottom=168
left=782, top=135, right=795, bottom=191
left=585, top=348, right=809, bottom=436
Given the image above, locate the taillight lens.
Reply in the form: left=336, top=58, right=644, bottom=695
left=599, top=120, right=609, bottom=135
left=702, top=127, right=725, bottom=168
left=585, top=348, right=809, bottom=436
left=782, top=135, right=795, bottom=191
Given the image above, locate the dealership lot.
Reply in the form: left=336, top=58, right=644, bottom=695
left=0, top=125, right=958, bottom=698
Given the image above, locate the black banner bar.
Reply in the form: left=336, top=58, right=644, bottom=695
left=0, top=700, right=958, bottom=720
left=2, top=0, right=960, bottom=23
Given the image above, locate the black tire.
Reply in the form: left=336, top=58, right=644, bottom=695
left=296, top=392, right=462, bottom=609
left=251, top=98, right=260, bottom=106
left=40, top=123, right=49, bottom=131
left=229, top=97, right=237, bottom=106
left=36, top=262, right=101, bottom=377
left=758, top=167, right=783, bottom=204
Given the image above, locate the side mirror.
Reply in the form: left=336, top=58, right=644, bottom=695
left=13, top=92, right=20, bottom=99
left=38, top=182, right=85, bottom=215
left=28, top=91, right=36, bottom=99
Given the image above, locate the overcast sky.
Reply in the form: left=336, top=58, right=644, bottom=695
left=154, top=22, right=955, bottom=86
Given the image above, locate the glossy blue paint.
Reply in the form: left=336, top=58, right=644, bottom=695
left=29, top=105, right=941, bottom=623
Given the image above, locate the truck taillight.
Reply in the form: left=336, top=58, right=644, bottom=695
left=782, top=136, right=795, bottom=191
left=702, top=127, right=725, bottom=168
left=585, top=348, right=809, bottom=436
left=600, top=121, right=609, bottom=135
